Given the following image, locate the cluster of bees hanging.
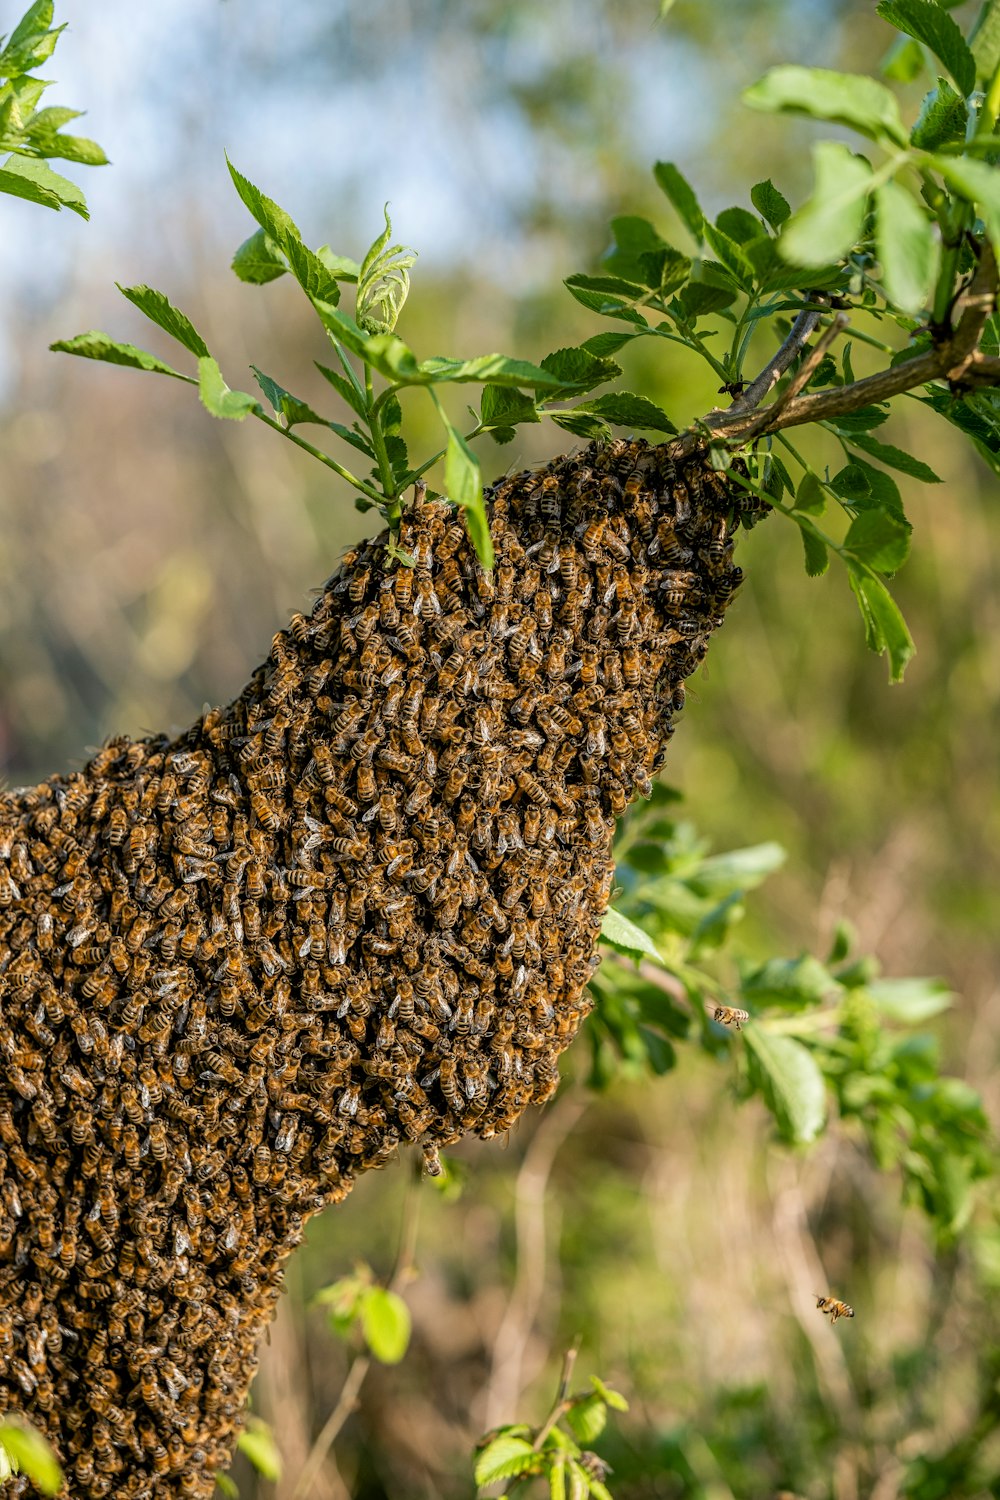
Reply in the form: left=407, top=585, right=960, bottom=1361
left=0, top=438, right=750, bottom=1497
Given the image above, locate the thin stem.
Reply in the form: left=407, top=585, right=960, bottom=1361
left=252, top=410, right=386, bottom=506
left=291, top=1161, right=423, bottom=1500
left=743, top=312, right=850, bottom=439
left=364, top=364, right=399, bottom=521
left=531, top=1345, right=580, bottom=1453
left=723, top=302, right=825, bottom=419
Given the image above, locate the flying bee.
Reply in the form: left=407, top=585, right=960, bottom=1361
left=814, top=1294, right=854, bottom=1324
left=713, top=1004, right=750, bottom=1031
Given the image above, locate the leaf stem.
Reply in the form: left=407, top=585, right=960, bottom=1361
left=252, top=410, right=386, bottom=505
left=364, top=363, right=399, bottom=520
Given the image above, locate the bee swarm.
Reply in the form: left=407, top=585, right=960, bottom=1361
left=0, top=439, right=748, bottom=1497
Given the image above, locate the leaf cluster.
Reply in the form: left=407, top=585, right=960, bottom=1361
left=475, top=1371, right=628, bottom=1500
left=0, top=0, right=105, bottom=217
left=594, top=785, right=995, bottom=1243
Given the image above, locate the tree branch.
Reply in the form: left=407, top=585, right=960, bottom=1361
left=672, top=244, right=999, bottom=456
left=724, top=300, right=826, bottom=417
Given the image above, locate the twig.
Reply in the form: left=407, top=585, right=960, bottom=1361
left=673, top=244, right=1000, bottom=456
left=724, top=301, right=827, bottom=417
left=743, top=312, right=850, bottom=438
left=531, top=1344, right=580, bottom=1453
left=291, top=1158, right=424, bottom=1500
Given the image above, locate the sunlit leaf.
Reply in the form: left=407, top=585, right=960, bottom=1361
left=360, top=1287, right=411, bottom=1364
left=0, top=151, right=86, bottom=214
left=868, top=977, right=952, bottom=1022
left=847, top=562, right=916, bottom=681
left=743, top=64, right=907, bottom=144
left=876, top=0, right=976, bottom=95
left=844, top=506, right=912, bottom=572
left=49, top=330, right=191, bottom=380
left=237, top=1419, right=283, bottom=1482
left=600, top=907, right=662, bottom=963
left=0, top=1422, right=61, bottom=1497
left=474, top=1435, right=539, bottom=1487
left=874, top=179, right=937, bottom=315
left=232, top=226, right=288, bottom=285
left=198, top=357, right=261, bottom=421
left=745, top=1030, right=827, bottom=1143
left=117, top=284, right=211, bottom=358
left=780, top=143, right=873, bottom=266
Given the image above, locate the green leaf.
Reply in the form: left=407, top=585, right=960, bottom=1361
left=474, top=1435, right=539, bottom=1487
left=549, top=410, right=613, bottom=441
left=316, top=245, right=361, bottom=281
left=833, top=405, right=889, bottom=431
left=653, top=160, right=704, bottom=242
left=237, top=1419, right=283, bottom=1482
left=603, top=214, right=670, bottom=285
left=49, top=330, right=191, bottom=380
left=215, top=1477, right=239, bottom=1499
left=830, top=463, right=872, bottom=501
left=675, top=281, right=738, bottom=319
left=0, top=4, right=62, bottom=77
left=565, top=1397, right=607, bottom=1446
left=874, top=179, right=937, bottom=315
left=480, top=384, right=540, bottom=430
left=419, top=352, right=575, bottom=391
left=841, top=430, right=940, bottom=482
left=882, top=35, right=926, bottom=84
left=117, top=284, right=210, bottom=359
left=798, top=519, right=830, bottom=577
left=844, top=507, right=912, bottom=572
left=600, top=906, right=662, bottom=963
left=250, top=367, right=326, bottom=428
left=31, top=131, right=106, bottom=165
left=750, top=178, right=791, bottom=230
left=0, top=150, right=86, bottom=214
left=539, top=346, right=622, bottom=397
left=703, top=221, right=755, bottom=288
left=780, top=143, right=873, bottom=266
left=910, top=76, right=967, bottom=149
left=356, top=204, right=416, bottom=334
left=564, top=275, right=648, bottom=324
left=0, top=1422, right=62, bottom=1498
left=929, top=154, right=1000, bottom=256
left=970, top=0, right=1000, bottom=82
left=580, top=331, right=638, bottom=357
left=441, top=412, right=494, bottom=569
left=232, top=226, right=288, bottom=285
left=198, top=357, right=261, bottom=421
left=743, top=65, right=908, bottom=145
left=744, top=1030, right=827, bottom=1143
left=847, top=563, right=916, bottom=681
left=876, top=1, right=976, bottom=95
left=315, top=361, right=368, bottom=419
left=868, top=977, right=952, bottom=1022
left=794, top=470, right=827, bottom=515
left=743, top=954, right=840, bottom=1006
left=844, top=455, right=905, bottom=515
left=226, top=157, right=341, bottom=304
left=574, top=391, right=677, bottom=435
left=359, top=1287, right=411, bottom=1365
left=589, top=1376, right=629, bottom=1412
left=691, top=842, right=786, bottom=896
left=716, top=205, right=765, bottom=246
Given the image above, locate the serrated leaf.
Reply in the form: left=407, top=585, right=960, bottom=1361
left=0, top=6, right=62, bottom=77
left=834, top=405, right=889, bottom=431
left=653, top=160, right=704, bottom=242
left=0, top=1423, right=61, bottom=1497
left=795, top=470, right=827, bottom=515
left=441, top=414, right=493, bottom=569
left=580, top=331, right=637, bottom=356
left=574, top=391, right=677, bottom=435
left=911, top=76, right=967, bottom=149
left=676, top=281, right=738, bottom=319
left=844, top=455, right=905, bottom=515
left=600, top=907, right=662, bottom=962
left=844, top=506, right=912, bottom=572
left=232, top=226, right=288, bottom=285
left=799, top=520, right=830, bottom=576
left=603, top=214, right=670, bottom=285
left=876, top=1, right=976, bottom=95
left=751, top=178, right=791, bottom=229
left=744, top=1029, right=827, bottom=1143
left=743, top=65, right=907, bottom=145
left=564, top=276, right=649, bottom=324
left=359, top=1287, right=411, bottom=1364
left=875, top=179, right=937, bottom=315
left=0, top=151, right=86, bottom=215
left=780, top=143, right=873, bottom=266
left=703, top=221, right=755, bottom=288
left=565, top=1397, right=607, bottom=1446
left=117, top=284, right=210, bottom=358
left=250, top=367, right=326, bottom=428
left=474, top=1435, right=538, bottom=1487
left=419, top=352, right=577, bottom=391
left=315, top=361, right=367, bottom=419
left=356, top=204, right=416, bottom=334
left=316, top=245, right=360, bottom=281
left=847, top=563, right=915, bottom=680
left=539, top=345, right=622, bottom=397
left=830, top=463, right=872, bottom=500
left=550, top=410, right=612, bottom=441
left=49, top=330, right=191, bottom=380
left=841, top=430, right=940, bottom=481
left=716, top=205, right=764, bottom=246
left=198, top=357, right=261, bottom=421
left=868, top=977, right=952, bottom=1022
left=480, top=384, right=540, bottom=429
left=33, top=131, right=106, bottom=165
left=226, top=157, right=341, bottom=304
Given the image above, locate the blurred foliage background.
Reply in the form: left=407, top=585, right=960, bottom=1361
left=2, top=1, right=1000, bottom=1496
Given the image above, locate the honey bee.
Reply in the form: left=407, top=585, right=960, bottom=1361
left=814, top=1294, right=854, bottom=1324
left=713, top=1005, right=750, bottom=1031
